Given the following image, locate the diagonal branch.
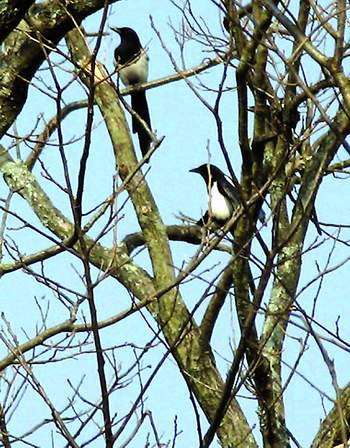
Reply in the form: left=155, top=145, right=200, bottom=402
left=0, top=0, right=120, bottom=139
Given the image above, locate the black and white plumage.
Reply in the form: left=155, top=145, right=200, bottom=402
left=190, top=163, right=266, bottom=227
left=112, top=27, right=152, bottom=157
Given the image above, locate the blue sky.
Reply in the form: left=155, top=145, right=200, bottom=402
left=1, top=1, right=350, bottom=447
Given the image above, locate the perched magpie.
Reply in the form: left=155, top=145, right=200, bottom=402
left=112, top=27, right=152, bottom=157
left=190, top=163, right=265, bottom=228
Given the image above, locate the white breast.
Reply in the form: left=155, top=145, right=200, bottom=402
left=209, top=182, right=233, bottom=221
left=118, top=50, right=149, bottom=86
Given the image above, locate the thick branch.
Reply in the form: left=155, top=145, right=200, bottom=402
left=0, top=0, right=119, bottom=139
left=311, top=382, right=350, bottom=448
left=0, top=0, right=34, bottom=43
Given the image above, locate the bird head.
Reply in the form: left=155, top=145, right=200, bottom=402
left=111, top=27, right=141, bottom=44
left=190, top=164, right=222, bottom=183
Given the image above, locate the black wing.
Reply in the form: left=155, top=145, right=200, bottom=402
left=216, top=174, right=240, bottom=208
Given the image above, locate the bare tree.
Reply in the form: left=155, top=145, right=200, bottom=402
left=0, top=1, right=349, bottom=447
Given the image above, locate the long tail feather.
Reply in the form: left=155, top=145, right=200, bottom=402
left=131, top=91, right=152, bottom=157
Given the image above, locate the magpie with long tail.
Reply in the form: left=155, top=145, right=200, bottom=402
left=112, top=27, right=152, bottom=158
left=190, top=163, right=266, bottom=230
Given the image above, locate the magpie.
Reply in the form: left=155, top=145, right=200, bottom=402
left=112, top=27, right=152, bottom=157
left=190, top=163, right=266, bottom=228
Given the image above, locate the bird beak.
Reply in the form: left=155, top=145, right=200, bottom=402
left=189, top=167, right=199, bottom=174
left=110, top=27, right=120, bottom=34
